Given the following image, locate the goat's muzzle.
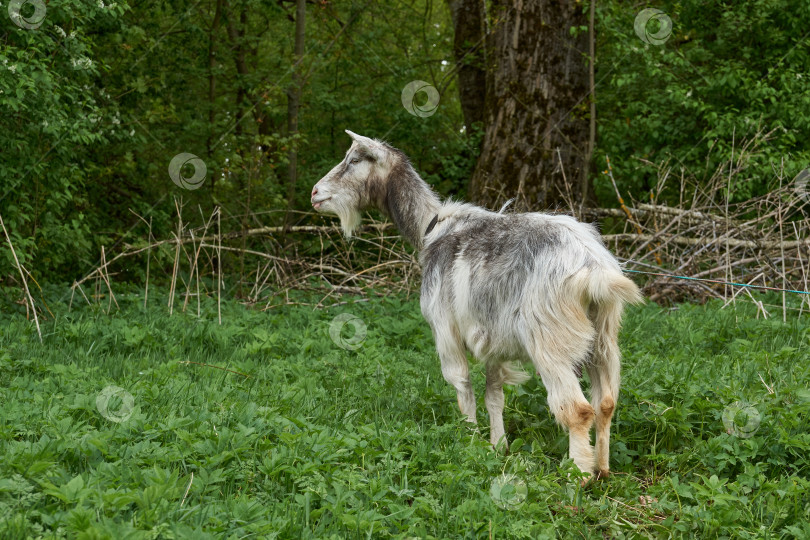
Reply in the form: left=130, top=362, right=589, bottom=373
left=310, top=187, right=331, bottom=210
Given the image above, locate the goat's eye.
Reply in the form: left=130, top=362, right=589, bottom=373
left=349, top=157, right=361, bottom=164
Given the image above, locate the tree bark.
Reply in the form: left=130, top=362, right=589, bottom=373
left=227, top=7, right=249, bottom=141
left=581, top=0, right=596, bottom=205
left=447, top=0, right=486, bottom=130
left=468, top=0, right=590, bottom=211
left=226, top=4, right=251, bottom=297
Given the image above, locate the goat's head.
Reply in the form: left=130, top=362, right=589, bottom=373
left=311, top=130, right=393, bottom=237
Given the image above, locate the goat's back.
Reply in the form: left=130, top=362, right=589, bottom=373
left=419, top=209, right=635, bottom=360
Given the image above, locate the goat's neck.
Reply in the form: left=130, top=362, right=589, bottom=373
left=378, top=163, right=441, bottom=250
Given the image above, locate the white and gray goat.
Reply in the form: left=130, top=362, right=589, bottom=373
left=311, top=131, right=642, bottom=479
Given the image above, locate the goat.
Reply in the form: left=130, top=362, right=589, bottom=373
left=310, top=131, right=642, bottom=479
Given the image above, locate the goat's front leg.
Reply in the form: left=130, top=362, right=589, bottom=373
left=436, top=331, right=476, bottom=423
left=485, top=362, right=507, bottom=449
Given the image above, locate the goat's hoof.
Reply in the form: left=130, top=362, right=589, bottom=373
left=566, top=469, right=593, bottom=486
left=491, top=440, right=509, bottom=454
left=579, top=473, right=594, bottom=487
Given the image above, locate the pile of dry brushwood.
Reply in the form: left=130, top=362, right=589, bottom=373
left=581, top=151, right=810, bottom=317
left=587, top=187, right=809, bottom=309
left=68, top=182, right=809, bottom=318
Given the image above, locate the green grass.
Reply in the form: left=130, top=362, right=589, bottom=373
left=1, top=290, right=809, bottom=538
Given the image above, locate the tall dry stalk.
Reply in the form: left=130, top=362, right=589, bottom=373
left=217, top=206, right=222, bottom=324
left=169, top=197, right=183, bottom=315
left=0, top=213, right=42, bottom=343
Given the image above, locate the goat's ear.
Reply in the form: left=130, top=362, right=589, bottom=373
left=345, top=130, right=383, bottom=161
left=345, top=130, right=375, bottom=146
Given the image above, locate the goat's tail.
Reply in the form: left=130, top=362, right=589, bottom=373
left=585, top=268, right=644, bottom=308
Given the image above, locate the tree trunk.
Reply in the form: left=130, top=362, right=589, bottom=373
left=285, top=0, right=306, bottom=226
left=581, top=0, right=596, bottom=206
left=226, top=4, right=251, bottom=297
left=207, top=0, right=224, bottom=188
left=447, top=0, right=486, bottom=130
left=227, top=7, right=249, bottom=142
left=468, top=0, right=590, bottom=211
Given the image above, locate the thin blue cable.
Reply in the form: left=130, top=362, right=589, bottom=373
left=623, top=269, right=810, bottom=295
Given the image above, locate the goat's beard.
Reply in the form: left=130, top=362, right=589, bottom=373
left=332, top=200, right=362, bottom=238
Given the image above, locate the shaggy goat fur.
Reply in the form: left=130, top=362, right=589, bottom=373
left=311, top=131, right=642, bottom=478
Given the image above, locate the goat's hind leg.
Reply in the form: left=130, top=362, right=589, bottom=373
left=546, top=366, right=596, bottom=478
left=434, top=325, right=476, bottom=423
left=588, top=301, right=624, bottom=479
left=586, top=364, right=614, bottom=479
left=527, top=334, right=596, bottom=478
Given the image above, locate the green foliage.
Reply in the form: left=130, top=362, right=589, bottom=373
left=0, top=0, right=129, bottom=275
left=0, top=291, right=808, bottom=536
left=3, top=0, right=809, bottom=283
left=594, top=0, right=810, bottom=204
left=2, top=0, right=467, bottom=283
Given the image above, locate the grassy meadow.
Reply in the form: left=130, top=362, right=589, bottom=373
left=0, top=290, right=809, bottom=538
